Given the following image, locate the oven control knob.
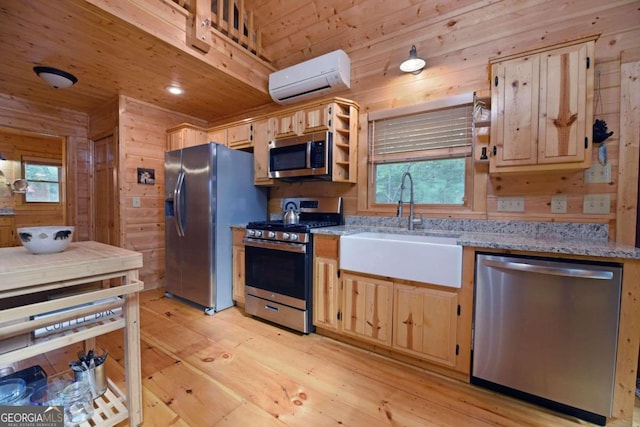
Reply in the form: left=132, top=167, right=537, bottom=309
left=289, top=233, right=298, bottom=241
left=246, top=229, right=255, bottom=237
left=282, top=232, right=290, bottom=240
left=254, top=230, right=263, bottom=238
left=268, top=231, right=276, bottom=238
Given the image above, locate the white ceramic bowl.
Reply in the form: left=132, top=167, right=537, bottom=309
left=17, top=226, right=75, bottom=254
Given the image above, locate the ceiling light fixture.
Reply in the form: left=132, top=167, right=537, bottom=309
left=33, top=66, right=78, bottom=88
left=166, top=85, right=184, bottom=95
left=399, top=45, right=426, bottom=74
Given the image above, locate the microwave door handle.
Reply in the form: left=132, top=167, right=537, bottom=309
left=174, top=171, right=186, bottom=237
left=306, top=142, right=312, bottom=169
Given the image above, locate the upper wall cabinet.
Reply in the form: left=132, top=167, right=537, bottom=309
left=265, top=98, right=359, bottom=184
left=489, top=37, right=595, bottom=174
left=167, top=123, right=208, bottom=151
left=227, top=121, right=254, bottom=149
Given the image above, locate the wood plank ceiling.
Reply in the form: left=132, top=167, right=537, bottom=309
left=0, top=0, right=274, bottom=121
left=0, top=0, right=494, bottom=121
left=3, top=0, right=635, bottom=121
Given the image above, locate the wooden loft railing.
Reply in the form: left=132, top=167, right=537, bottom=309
left=171, top=0, right=267, bottom=61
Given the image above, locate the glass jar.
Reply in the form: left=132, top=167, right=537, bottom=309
left=62, top=381, right=94, bottom=425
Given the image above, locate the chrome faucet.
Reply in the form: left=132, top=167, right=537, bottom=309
left=396, top=171, right=422, bottom=230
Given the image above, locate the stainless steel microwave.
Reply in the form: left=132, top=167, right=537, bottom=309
left=268, top=131, right=332, bottom=181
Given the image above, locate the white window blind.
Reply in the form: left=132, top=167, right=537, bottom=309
left=369, top=103, right=473, bottom=163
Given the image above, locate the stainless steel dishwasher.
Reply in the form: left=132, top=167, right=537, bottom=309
left=472, top=253, right=622, bottom=426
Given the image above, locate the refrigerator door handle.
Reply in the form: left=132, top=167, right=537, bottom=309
left=174, top=170, right=186, bottom=237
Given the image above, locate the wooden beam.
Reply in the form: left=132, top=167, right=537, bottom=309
left=188, top=0, right=212, bottom=52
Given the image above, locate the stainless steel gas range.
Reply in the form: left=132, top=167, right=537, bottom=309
left=243, top=197, right=343, bottom=333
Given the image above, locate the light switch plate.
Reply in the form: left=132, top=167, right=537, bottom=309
left=497, top=196, right=525, bottom=212
left=132, top=197, right=141, bottom=208
left=584, top=163, right=611, bottom=184
left=583, top=194, right=610, bottom=214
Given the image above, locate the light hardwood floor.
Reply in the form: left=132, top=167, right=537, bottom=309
left=13, top=289, right=640, bottom=426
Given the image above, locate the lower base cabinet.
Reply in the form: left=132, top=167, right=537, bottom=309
left=312, top=236, right=340, bottom=330
left=342, top=273, right=393, bottom=347
left=393, top=284, right=458, bottom=367
left=232, top=227, right=246, bottom=304
left=0, top=216, right=15, bottom=247
left=312, top=234, right=462, bottom=371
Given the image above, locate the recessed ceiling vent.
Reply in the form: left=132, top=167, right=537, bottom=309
left=268, top=49, right=351, bottom=104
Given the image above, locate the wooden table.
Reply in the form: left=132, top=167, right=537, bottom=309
left=0, top=241, right=144, bottom=426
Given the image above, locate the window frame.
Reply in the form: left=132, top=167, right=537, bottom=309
left=364, top=93, right=477, bottom=215
left=21, top=156, right=63, bottom=204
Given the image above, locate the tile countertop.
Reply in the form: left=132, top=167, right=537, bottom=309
left=312, top=225, right=640, bottom=260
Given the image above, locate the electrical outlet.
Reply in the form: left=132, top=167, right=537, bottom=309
left=551, top=195, right=567, bottom=214
left=584, top=163, right=611, bottom=184
left=132, top=197, right=141, bottom=208
left=497, top=196, right=525, bottom=212
left=583, top=194, right=610, bottom=214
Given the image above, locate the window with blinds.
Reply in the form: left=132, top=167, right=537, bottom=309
left=368, top=97, right=473, bottom=206
left=369, top=103, right=473, bottom=163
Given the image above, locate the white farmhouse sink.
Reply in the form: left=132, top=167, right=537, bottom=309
left=339, top=232, right=463, bottom=288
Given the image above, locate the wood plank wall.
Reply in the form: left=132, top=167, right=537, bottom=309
left=117, top=96, right=207, bottom=289
left=0, top=94, right=90, bottom=241
left=258, top=1, right=640, bottom=237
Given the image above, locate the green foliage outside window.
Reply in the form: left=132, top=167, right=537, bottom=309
left=24, top=163, right=60, bottom=203
left=375, top=158, right=465, bottom=205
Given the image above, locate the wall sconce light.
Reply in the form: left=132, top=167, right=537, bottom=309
left=33, top=66, right=78, bottom=88
left=399, top=45, right=426, bottom=74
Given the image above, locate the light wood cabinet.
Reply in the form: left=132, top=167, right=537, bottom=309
left=252, top=119, right=274, bottom=186
left=341, top=272, right=393, bottom=347
left=227, top=121, right=254, bottom=149
left=231, top=227, right=246, bottom=304
left=489, top=38, right=595, bottom=173
left=271, top=110, right=301, bottom=139
left=271, top=104, right=331, bottom=139
left=312, top=234, right=340, bottom=331
left=262, top=98, right=358, bottom=184
left=182, top=97, right=359, bottom=187
left=393, top=284, right=459, bottom=367
left=166, top=123, right=207, bottom=151
left=0, top=216, right=15, bottom=247
left=311, top=235, right=467, bottom=372
left=207, top=128, right=227, bottom=146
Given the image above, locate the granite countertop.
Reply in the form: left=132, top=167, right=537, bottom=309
left=312, top=224, right=640, bottom=260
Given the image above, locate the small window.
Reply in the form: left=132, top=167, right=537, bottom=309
left=23, top=159, right=62, bottom=203
left=368, top=96, right=473, bottom=207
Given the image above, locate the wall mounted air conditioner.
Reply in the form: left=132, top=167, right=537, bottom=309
left=268, top=49, right=350, bottom=104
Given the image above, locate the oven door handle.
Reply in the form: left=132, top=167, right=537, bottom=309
left=243, top=238, right=307, bottom=254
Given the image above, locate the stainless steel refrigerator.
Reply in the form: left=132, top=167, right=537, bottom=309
left=164, top=142, right=266, bottom=314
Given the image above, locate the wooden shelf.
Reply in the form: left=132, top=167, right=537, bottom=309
left=48, top=372, right=129, bottom=427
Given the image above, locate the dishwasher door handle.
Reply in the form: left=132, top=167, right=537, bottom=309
left=482, top=259, right=614, bottom=280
